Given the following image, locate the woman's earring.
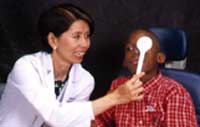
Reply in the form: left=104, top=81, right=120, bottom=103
left=53, top=46, right=57, bottom=50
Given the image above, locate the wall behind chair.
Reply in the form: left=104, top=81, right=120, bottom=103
left=0, top=0, right=200, bottom=99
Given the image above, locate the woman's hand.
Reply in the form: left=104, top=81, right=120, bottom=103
left=108, top=72, right=144, bottom=105
left=92, top=72, right=144, bottom=116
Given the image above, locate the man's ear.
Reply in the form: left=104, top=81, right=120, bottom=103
left=47, top=32, right=57, bottom=50
left=157, top=52, right=166, bottom=64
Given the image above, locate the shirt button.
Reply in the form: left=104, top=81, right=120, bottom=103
left=139, top=120, right=143, bottom=125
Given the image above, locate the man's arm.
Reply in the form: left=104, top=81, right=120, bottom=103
left=165, top=89, right=198, bottom=127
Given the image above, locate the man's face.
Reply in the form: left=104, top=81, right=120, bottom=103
left=124, top=31, right=161, bottom=75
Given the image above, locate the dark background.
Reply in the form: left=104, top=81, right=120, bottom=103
left=0, top=0, right=200, bottom=99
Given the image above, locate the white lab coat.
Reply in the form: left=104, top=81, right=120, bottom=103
left=0, top=52, right=95, bottom=127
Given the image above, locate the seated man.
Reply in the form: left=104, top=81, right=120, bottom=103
left=95, top=29, right=198, bottom=127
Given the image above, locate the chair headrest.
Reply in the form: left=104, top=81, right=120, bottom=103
left=149, top=28, right=187, bottom=61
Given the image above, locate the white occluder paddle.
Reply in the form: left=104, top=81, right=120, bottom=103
left=136, top=36, right=153, bottom=74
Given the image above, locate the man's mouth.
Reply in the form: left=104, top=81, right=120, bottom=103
left=130, top=59, right=139, bottom=65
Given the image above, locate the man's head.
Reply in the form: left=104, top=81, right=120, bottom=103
left=123, top=29, right=166, bottom=81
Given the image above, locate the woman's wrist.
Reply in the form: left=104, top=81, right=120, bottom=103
left=91, top=93, right=118, bottom=116
left=105, top=91, right=119, bottom=106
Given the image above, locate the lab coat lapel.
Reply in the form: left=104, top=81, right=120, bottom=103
left=41, top=53, right=55, bottom=98
left=62, top=64, right=81, bottom=102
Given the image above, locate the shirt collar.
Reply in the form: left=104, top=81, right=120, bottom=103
left=143, top=72, right=163, bottom=92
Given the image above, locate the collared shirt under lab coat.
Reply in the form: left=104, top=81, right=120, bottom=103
left=0, top=52, right=95, bottom=127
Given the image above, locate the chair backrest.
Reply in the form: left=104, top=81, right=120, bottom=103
left=149, top=27, right=187, bottom=61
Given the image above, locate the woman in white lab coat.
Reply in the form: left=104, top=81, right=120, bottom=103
left=0, top=3, right=144, bottom=127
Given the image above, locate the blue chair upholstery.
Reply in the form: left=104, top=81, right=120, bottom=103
left=119, top=27, right=200, bottom=126
left=149, top=27, right=187, bottom=61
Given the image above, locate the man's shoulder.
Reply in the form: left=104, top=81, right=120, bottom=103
left=110, top=76, right=130, bottom=90
left=160, top=73, right=180, bottom=85
left=159, top=73, right=190, bottom=96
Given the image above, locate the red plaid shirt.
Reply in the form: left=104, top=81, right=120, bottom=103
left=95, top=72, right=197, bottom=127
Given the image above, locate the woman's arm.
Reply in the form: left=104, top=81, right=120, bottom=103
left=9, top=58, right=144, bottom=127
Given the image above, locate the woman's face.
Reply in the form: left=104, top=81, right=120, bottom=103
left=51, top=20, right=90, bottom=64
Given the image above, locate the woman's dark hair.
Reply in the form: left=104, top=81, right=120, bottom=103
left=38, top=3, right=94, bottom=52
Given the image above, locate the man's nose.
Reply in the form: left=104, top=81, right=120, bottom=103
left=131, top=49, right=140, bottom=57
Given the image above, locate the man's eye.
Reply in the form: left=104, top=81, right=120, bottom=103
left=126, top=47, right=133, bottom=51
